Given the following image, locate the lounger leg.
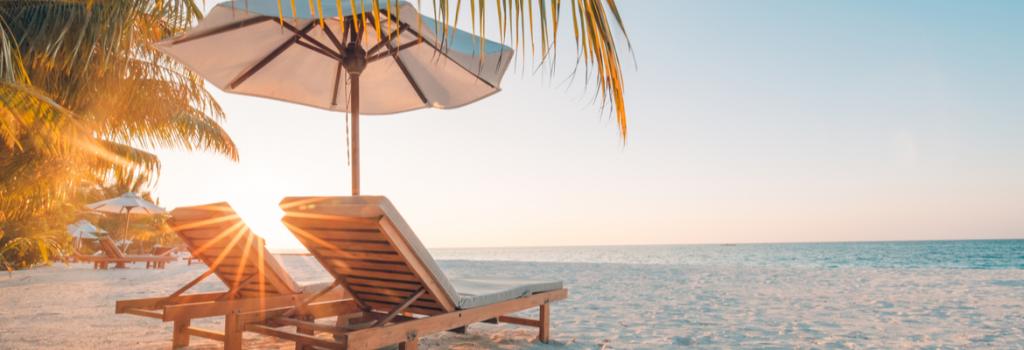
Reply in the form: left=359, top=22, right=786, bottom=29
left=333, top=315, right=350, bottom=341
left=225, top=312, right=243, bottom=350
left=539, top=304, right=551, bottom=343
left=171, top=319, right=191, bottom=349
left=399, top=337, right=419, bottom=350
left=295, top=315, right=314, bottom=350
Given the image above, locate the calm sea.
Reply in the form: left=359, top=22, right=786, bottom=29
left=430, top=239, right=1024, bottom=269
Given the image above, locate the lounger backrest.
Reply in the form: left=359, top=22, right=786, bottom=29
left=281, top=196, right=459, bottom=315
left=170, top=202, right=301, bottom=297
left=98, top=236, right=128, bottom=259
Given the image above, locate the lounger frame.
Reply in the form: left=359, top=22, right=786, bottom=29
left=115, top=202, right=347, bottom=349
left=241, top=196, right=568, bottom=349
left=76, top=236, right=176, bottom=269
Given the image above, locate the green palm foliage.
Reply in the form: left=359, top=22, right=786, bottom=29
left=0, top=0, right=237, bottom=268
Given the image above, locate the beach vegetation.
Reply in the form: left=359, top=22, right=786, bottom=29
left=0, top=0, right=236, bottom=269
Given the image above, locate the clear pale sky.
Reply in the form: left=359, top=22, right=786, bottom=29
left=152, top=0, right=1024, bottom=250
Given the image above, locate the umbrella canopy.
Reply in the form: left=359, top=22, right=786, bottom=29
left=86, top=192, right=166, bottom=215
left=67, top=219, right=106, bottom=240
left=86, top=192, right=165, bottom=246
left=156, top=0, right=514, bottom=194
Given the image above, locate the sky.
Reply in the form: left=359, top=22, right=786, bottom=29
left=152, top=0, right=1024, bottom=250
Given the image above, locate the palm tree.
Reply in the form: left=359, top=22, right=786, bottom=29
left=0, top=1, right=237, bottom=266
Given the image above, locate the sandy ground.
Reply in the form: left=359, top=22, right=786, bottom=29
left=2, top=256, right=1024, bottom=349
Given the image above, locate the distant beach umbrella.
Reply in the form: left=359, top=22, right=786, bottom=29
left=67, top=220, right=106, bottom=250
left=156, top=0, right=513, bottom=195
left=67, top=219, right=106, bottom=239
left=86, top=192, right=166, bottom=249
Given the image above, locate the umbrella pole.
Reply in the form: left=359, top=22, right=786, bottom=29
left=350, top=72, right=361, bottom=196
left=123, top=207, right=132, bottom=250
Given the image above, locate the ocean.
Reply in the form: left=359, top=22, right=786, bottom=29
left=432, top=239, right=1024, bottom=269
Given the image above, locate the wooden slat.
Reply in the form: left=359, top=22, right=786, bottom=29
left=326, top=259, right=411, bottom=273
left=212, top=262, right=257, bottom=274
left=365, top=302, right=443, bottom=316
left=188, top=237, right=240, bottom=250
left=333, top=242, right=397, bottom=252
left=315, top=248, right=404, bottom=262
left=162, top=286, right=347, bottom=321
left=179, top=227, right=237, bottom=239
left=271, top=317, right=347, bottom=335
left=356, top=289, right=438, bottom=303
left=186, top=327, right=226, bottom=341
left=498, top=315, right=542, bottom=327
left=297, top=229, right=387, bottom=243
left=115, top=292, right=226, bottom=313
left=347, top=278, right=422, bottom=292
left=245, top=324, right=344, bottom=349
left=283, top=216, right=381, bottom=231
left=357, top=293, right=443, bottom=310
left=123, top=308, right=163, bottom=319
left=198, top=256, right=246, bottom=267
left=320, top=259, right=415, bottom=277
left=326, top=266, right=420, bottom=282
left=238, top=299, right=362, bottom=324
left=349, top=285, right=433, bottom=299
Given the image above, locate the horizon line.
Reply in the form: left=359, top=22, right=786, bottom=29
left=273, top=236, right=1024, bottom=254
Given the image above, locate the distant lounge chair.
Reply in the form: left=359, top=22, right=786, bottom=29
left=75, top=236, right=176, bottom=269
left=114, top=202, right=348, bottom=350
left=240, top=196, right=567, bottom=350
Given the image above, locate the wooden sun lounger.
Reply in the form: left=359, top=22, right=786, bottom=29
left=76, top=236, right=177, bottom=269
left=114, top=202, right=348, bottom=350
left=241, top=196, right=568, bottom=350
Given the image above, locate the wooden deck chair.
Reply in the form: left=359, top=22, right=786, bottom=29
left=76, top=236, right=176, bottom=269
left=240, top=196, right=567, bottom=350
left=115, top=202, right=349, bottom=350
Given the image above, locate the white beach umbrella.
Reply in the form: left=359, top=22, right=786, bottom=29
left=67, top=220, right=106, bottom=250
left=67, top=219, right=106, bottom=239
left=86, top=192, right=166, bottom=247
left=67, top=225, right=99, bottom=240
left=156, top=0, right=514, bottom=195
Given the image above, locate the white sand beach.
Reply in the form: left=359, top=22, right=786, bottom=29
left=2, top=256, right=1024, bottom=349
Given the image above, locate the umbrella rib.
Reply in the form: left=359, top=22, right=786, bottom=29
left=229, top=22, right=316, bottom=89
left=295, top=40, right=342, bottom=60
left=340, top=17, right=351, bottom=45
left=367, top=40, right=420, bottom=63
left=363, top=16, right=427, bottom=103
left=384, top=14, right=497, bottom=89
left=389, top=47, right=429, bottom=104
left=172, top=16, right=274, bottom=45
left=321, top=24, right=345, bottom=51
left=279, top=21, right=340, bottom=57
left=366, top=24, right=408, bottom=57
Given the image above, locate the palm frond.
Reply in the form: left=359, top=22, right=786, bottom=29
left=0, top=1, right=236, bottom=268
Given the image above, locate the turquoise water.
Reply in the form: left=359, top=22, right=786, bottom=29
left=431, top=239, right=1024, bottom=269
